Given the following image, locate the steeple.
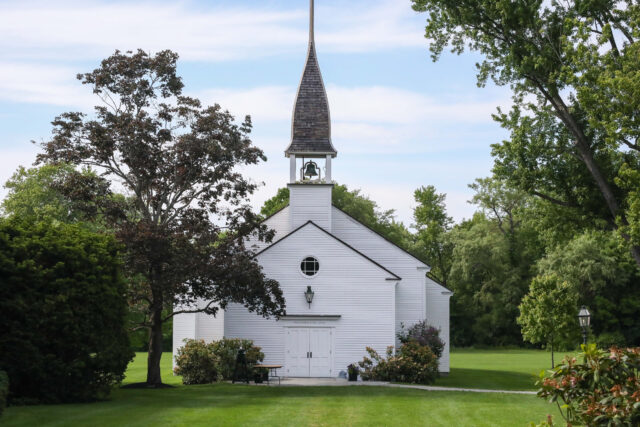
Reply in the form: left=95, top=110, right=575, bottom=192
left=285, top=0, right=337, bottom=159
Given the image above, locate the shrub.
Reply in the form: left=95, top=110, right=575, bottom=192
left=397, top=321, right=444, bottom=359
left=173, top=339, right=218, bottom=385
left=211, top=338, right=264, bottom=380
left=0, top=371, right=8, bottom=416
left=0, top=219, right=133, bottom=403
left=596, top=331, right=626, bottom=349
left=536, top=345, right=640, bottom=426
left=356, top=341, right=439, bottom=385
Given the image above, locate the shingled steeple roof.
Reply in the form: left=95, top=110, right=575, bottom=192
left=285, top=0, right=337, bottom=158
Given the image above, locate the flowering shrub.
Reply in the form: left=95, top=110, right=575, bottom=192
left=357, top=341, right=439, bottom=385
left=536, top=344, right=640, bottom=426
left=173, top=339, right=219, bottom=385
left=397, top=321, right=444, bottom=359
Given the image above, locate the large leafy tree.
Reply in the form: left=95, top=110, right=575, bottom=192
left=447, top=178, right=541, bottom=346
left=412, top=185, right=454, bottom=286
left=36, top=50, right=285, bottom=386
left=411, top=0, right=640, bottom=268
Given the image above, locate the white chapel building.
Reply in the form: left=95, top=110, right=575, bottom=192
left=173, top=0, right=452, bottom=377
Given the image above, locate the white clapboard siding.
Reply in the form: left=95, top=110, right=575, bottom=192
left=225, top=223, right=396, bottom=376
left=289, top=184, right=332, bottom=231
left=425, top=278, right=452, bottom=373
left=331, top=207, right=451, bottom=372
left=246, top=207, right=291, bottom=253
left=172, top=301, right=225, bottom=369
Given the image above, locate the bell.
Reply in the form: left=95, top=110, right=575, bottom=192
left=303, top=162, right=319, bottom=178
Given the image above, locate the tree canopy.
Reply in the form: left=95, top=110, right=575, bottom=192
left=35, top=49, right=285, bottom=386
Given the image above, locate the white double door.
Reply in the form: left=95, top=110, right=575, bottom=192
left=285, top=328, right=333, bottom=377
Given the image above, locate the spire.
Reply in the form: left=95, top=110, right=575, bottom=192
left=285, top=0, right=336, bottom=158
left=309, top=0, right=315, bottom=43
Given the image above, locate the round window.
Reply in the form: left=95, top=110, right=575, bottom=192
left=300, top=256, right=319, bottom=276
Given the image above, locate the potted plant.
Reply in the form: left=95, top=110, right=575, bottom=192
left=347, top=364, right=359, bottom=382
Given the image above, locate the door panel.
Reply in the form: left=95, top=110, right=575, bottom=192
left=285, top=327, right=333, bottom=377
left=285, top=328, right=310, bottom=377
left=309, top=328, right=332, bottom=377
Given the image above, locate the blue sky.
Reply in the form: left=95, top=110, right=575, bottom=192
left=0, top=0, right=511, bottom=224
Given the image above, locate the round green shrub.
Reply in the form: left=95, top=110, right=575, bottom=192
left=0, top=219, right=133, bottom=403
left=173, top=339, right=219, bottom=385
left=397, top=320, right=444, bottom=358
left=210, top=338, right=264, bottom=380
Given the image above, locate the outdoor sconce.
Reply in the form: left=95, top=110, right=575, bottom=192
left=578, top=305, right=591, bottom=346
left=304, top=285, right=314, bottom=308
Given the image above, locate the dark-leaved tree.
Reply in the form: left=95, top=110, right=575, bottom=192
left=36, top=50, right=285, bottom=386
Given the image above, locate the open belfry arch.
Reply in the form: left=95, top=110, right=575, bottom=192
left=173, top=0, right=452, bottom=378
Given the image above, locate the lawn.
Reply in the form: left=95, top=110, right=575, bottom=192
left=2, top=350, right=562, bottom=427
left=434, top=348, right=574, bottom=391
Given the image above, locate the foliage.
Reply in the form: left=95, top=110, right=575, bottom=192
left=357, top=342, right=439, bottom=385
left=34, top=49, right=285, bottom=385
left=0, top=218, right=133, bottom=403
left=518, top=275, right=580, bottom=368
left=172, top=338, right=263, bottom=384
left=412, top=185, right=454, bottom=285
left=210, top=338, right=264, bottom=380
left=2, top=165, right=91, bottom=224
left=173, top=339, right=219, bottom=385
left=397, top=320, right=445, bottom=359
left=536, top=230, right=640, bottom=345
left=537, top=345, right=640, bottom=426
left=0, top=371, right=7, bottom=416
left=260, top=184, right=414, bottom=252
left=411, top=0, right=640, bottom=268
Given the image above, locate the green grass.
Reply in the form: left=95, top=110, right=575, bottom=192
left=435, top=348, right=575, bottom=391
left=2, top=351, right=562, bottom=426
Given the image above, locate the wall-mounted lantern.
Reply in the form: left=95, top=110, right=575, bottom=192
left=304, top=285, right=314, bottom=308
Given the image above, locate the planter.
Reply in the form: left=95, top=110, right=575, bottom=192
left=348, top=372, right=358, bottom=382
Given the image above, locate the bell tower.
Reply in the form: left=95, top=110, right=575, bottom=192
left=286, top=0, right=335, bottom=231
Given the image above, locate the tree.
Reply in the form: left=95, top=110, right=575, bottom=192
left=2, top=164, right=96, bottom=224
left=0, top=218, right=133, bottom=402
left=261, top=184, right=414, bottom=251
left=518, top=274, right=579, bottom=368
left=536, top=230, right=640, bottom=345
left=412, top=185, right=453, bottom=285
left=446, top=178, right=541, bottom=346
left=36, top=50, right=285, bottom=386
left=411, top=0, right=640, bottom=268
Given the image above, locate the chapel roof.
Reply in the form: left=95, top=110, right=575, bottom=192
left=285, top=0, right=337, bottom=158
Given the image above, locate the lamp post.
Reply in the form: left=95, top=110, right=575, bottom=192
left=304, top=286, right=314, bottom=308
left=578, top=306, right=591, bottom=347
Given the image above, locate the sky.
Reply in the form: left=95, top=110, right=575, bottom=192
left=0, top=0, right=512, bottom=225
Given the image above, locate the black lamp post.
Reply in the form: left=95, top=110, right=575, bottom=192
left=578, top=305, right=591, bottom=346
left=304, top=286, right=314, bottom=308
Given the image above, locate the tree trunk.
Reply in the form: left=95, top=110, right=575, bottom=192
left=550, top=339, right=555, bottom=370
left=146, top=307, right=164, bottom=386
left=549, top=94, right=640, bottom=270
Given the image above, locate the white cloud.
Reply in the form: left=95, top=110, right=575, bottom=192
left=0, top=0, right=426, bottom=62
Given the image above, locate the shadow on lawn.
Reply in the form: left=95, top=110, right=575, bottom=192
left=435, top=368, right=539, bottom=391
